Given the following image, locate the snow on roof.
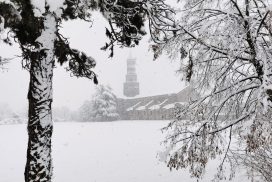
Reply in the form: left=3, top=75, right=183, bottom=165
left=136, top=100, right=154, bottom=110
left=148, top=99, right=168, bottom=110
left=163, top=102, right=186, bottom=109
left=126, top=101, right=142, bottom=111
left=163, top=103, right=175, bottom=109
left=117, top=88, right=183, bottom=100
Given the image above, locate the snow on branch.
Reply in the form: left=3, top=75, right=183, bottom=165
left=99, top=0, right=176, bottom=57
left=55, top=32, right=98, bottom=84
left=159, top=0, right=272, bottom=180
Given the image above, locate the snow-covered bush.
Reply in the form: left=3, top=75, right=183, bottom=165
left=79, top=100, right=94, bottom=122
left=0, top=117, right=27, bottom=125
left=53, top=106, right=78, bottom=122
left=0, top=103, right=14, bottom=120
left=0, top=103, right=27, bottom=124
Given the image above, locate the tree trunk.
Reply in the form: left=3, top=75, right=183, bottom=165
left=24, top=13, right=56, bottom=182
left=24, top=51, right=54, bottom=182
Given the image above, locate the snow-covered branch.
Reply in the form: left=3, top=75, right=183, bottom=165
left=160, top=0, right=272, bottom=180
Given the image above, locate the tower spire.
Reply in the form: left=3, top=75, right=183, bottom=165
left=123, top=53, right=140, bottom=97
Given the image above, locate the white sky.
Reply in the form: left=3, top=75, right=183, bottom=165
left=0, top=12, right=185, bottom=112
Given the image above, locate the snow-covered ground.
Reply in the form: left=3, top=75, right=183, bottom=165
left=0, top=121, right=248, bottom=182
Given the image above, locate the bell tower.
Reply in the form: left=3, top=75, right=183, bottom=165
left=123, top=54, right=139, bottom=97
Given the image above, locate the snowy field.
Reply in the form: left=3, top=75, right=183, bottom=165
left=0, top=121, right=248, bottom=182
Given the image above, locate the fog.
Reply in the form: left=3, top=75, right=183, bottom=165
left=0, top=12, right=185, bottom=113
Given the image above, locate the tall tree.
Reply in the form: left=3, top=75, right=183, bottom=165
left=0, top=0, right=173, bottom=181
left=86, top=85, right=119, bottom=121
left=156, top=0, right=272, bottom=180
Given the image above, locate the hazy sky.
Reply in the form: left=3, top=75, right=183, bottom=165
left=0, top=12, right=185, bottom=112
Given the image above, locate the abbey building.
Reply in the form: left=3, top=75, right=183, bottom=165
left=117, top=55, right=194, bottom=120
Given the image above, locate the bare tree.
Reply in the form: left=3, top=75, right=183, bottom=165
left=156, top=0, right=272, bottom=180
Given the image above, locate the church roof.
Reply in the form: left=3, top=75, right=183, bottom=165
left=117, top=86, right=193, bottom=112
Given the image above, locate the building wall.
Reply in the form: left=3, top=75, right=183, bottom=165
left=117, top=86, right=193, bottom=120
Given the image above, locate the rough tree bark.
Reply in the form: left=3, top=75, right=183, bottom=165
left=24, top=13, right=56, bottom=182
left=25, top=54, right=54, bottom=181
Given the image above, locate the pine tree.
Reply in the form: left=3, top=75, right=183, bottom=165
left=91, top=85, right=119, bottom=121
left=79, top=85, right=119, bottom=121
left=0, top=0, right=173, bottom=181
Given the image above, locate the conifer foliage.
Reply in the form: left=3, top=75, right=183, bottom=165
left=0, top=0, right=173, bottom=181
left=80, top=85, right=119, bottom=121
